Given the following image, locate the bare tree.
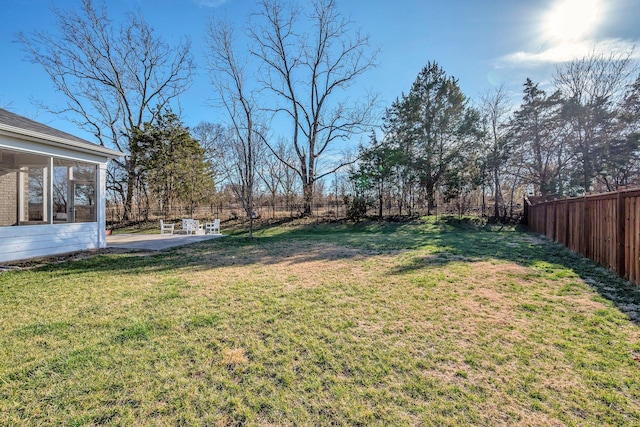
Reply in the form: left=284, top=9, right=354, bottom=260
left=0, top=96, right=12, bottom=110
left=193, top=121, right=230, bottom=192
left=205, top=18, right=263, bottom=237
left=19, top=0, right=194, bottom=220
left=480, top=85, right=513, bottom=220
left=249, top=0, right=378, bottom=215
left=257, top=137, right=290, bottom=218
left=554, top=50, right=636, bottom=193
left=277, top=140, right=302, bottom=214
left=599, top=72, right=640, bottom=190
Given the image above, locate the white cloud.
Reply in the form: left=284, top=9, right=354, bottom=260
left=497, top=38, right=639, bottom=68
left=195, top=0, right=229, bottom=8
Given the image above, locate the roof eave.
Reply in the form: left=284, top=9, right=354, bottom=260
left=0, top=124, right=125, bottom=159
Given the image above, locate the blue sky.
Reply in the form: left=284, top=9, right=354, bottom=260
left=1, top=0, right=639, bottom=142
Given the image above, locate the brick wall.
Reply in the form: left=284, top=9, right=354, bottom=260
left=0, top=172, right=17, bottom=226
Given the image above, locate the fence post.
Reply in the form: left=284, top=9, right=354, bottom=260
left=542, top=201, right=547, bottom=237
left=583, top=194, right=590, bottom=258
left=551, top=200, right=557, bottom=241
left=617, top=187, right=626, bottom=279
left=565, top=198, right=570, bottom=248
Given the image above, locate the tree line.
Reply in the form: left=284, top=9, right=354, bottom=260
left=19, top=0, right=640, bottom=226
left=350, top=54, right=640, bottom=221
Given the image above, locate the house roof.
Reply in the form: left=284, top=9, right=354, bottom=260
left=0, top=108, right=124, bottom=159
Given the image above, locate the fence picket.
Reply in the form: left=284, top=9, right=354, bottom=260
left=635, top=196, right=640, bottom=284
left=526, top=188, right=640, bottom=287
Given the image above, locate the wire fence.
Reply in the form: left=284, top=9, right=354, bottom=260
left=106, top=200, right=524, bottom=227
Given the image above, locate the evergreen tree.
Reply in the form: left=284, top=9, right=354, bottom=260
left=510, top=79, right=568, bottom=197
left=351, top=132, right=403, bottom=219
left=386, top=62, right=480, bottom=214
left=134, top=108, right=213, bottom=217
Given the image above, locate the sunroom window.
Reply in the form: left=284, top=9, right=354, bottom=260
left=0, top=148, right=97, bottom=227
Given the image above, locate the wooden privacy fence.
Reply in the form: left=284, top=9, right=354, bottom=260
left=526, top=187, right=640, bottom=287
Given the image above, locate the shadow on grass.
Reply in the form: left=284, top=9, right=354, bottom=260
left=34, top=216, right=640, bottom=325
left=384, top=217, right=640, bottom=326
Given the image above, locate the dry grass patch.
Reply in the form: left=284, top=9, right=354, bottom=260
left=221, top=348, right=249, bottom=367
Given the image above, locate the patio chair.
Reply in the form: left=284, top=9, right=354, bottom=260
left=205, top=218, right=221, bottom=235
left=160, top=219, right=175, bottom=235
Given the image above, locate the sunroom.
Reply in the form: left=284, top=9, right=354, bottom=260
left=0, top=108, right=123, bottom=263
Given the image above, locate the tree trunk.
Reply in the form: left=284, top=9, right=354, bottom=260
left=249, top=196, right=254, bottom=239
left=125, top=169, right=135, bottom=222
left=482, top=185, right=486, bottom=217
left=426, top=181, right=435, bottom=216
left=493, top=167, right=500, bottom=220
left=303, top=181, right=313, bottom=216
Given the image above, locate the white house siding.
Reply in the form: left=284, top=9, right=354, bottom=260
left=0, top=113, right=121, bottom=263
left=0, top=222, right=100, bottom=263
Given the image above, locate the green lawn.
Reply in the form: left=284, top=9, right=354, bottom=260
left=1, top=218, right=639, bottom=426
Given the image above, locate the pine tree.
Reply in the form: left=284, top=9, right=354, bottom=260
left=386, top=61, right=480, bottom=214
left=134, top=108, right=213, bottom=217
left=510, top=79, right=567, bottom=197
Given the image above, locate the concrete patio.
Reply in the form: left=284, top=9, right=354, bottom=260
left=106, top=233, right=224, bottom=251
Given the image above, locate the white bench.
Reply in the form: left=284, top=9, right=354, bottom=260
left=182, top=218, right=203, bottom=235
left=160, top=220, right=175, bottom=234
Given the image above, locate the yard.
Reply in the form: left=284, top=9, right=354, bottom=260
left=1, top=218, right=639, bottom=425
